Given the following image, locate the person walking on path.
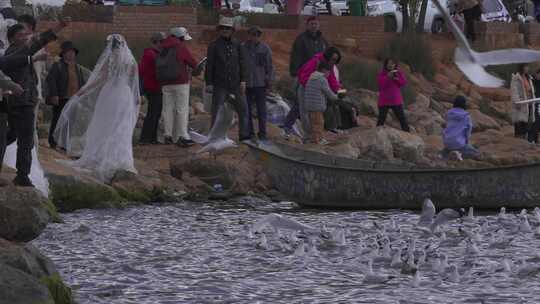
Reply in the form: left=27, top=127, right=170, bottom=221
left=139, top=32, right=165, bottom=144
left=442, top=96, right=480, bottom=160
left=376, top=58, right=410, bottom=132
left=158, top=27, right=199, bottom=147
left=205, top=16, right=250, bottom=142
left=304, top=61, right=342, bottom=145
left=3, top=19, right=68, bottom=187
left=510, top=64, right=535, bottom=140
left=282, top=16, right=328, bottom=137
left=243, top=26, right=273, bottom=141
left=46, top=41, right=90, bottom=149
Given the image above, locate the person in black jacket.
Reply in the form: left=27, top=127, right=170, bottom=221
left=0, top=57, right=26, bottom=186
left=205, top=16, right=249, bottom=141
left=45, top=41, right=90, bottom=149
left=283, top=16, right=328, bottom=137
left=3, top=19, right=68, bottom=187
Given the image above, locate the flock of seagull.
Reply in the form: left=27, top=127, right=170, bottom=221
left=248, top=199, right=540, bottom=288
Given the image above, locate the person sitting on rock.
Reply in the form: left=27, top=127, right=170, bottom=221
left=304, top=61, right=343, bottom=145
left=442, top=96, right=479, bottom=160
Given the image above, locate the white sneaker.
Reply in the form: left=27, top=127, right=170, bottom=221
left=319, top=138, right=329, bottom=145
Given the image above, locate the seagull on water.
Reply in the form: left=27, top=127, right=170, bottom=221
left=252, top=213, right=318, bottom=235
left=519, top=214, right=533, bottom=233
left=363, top=259, right=395, bottom=284
left=432, top=0, right=540, bottom=88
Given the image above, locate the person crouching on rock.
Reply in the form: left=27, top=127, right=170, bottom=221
left=304, top=61, right=343, bottom=145
left=442, top=96, right=480, bottom=160
left=376, top=58, right=410, bottom=132
left=510, top=64, right=535, bottom=140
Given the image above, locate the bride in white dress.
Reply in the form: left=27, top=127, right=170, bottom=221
left=54, top=34, right=140, bottom=182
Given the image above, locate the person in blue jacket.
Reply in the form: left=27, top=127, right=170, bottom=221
left=442, top=96, right=480, bottom=160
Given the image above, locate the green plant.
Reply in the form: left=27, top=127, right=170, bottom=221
left=378, top=32, right=435, bottom=80
left=168, top=0, right=193, bottom=6
left=274, top=75, right=297, bottom=101
left=486, top=64, right=519, bottom=88
left=50, top=181, right=126, bottom=212
left=70, top=32, right=108, bottom=70
left=341, top=59, right=381, bottom=91
left=40, top=273, right=73, bottom=304
left=70, top=34, right=148, bottom=70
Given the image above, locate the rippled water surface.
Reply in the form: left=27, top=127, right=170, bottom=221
left=34, top=198, right=540, bottom=304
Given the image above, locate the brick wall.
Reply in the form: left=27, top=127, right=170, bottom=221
left=474, top=21, right=524, bottom=48
left=314, top=16, right=389, bottom=57
left=38, top=6, right=391, bottom=58
left=111, top=6, right=199, bottom=40
left=520, top=23, right=540, bottom=45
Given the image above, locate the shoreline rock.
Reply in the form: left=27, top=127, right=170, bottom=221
left=0, top=187, right=51, bottom=242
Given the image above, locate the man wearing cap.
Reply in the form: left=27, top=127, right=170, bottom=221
left=139, top=32, right=165, bottom=145
left=205, top=16, right=250, bottom=141
left=159, top=27, right=199, bottom=147
left=283, top=16, right=328, bottom=138
left=45, top=40, right=90, bottom=149
left=242, top=26, right=273, bottom=141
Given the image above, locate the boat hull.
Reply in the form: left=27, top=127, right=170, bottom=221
left=247, top=142, right=540, bottom=209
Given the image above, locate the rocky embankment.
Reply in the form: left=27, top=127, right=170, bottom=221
left=288, top=62, right=540, bottom=169
left=0, top=187, right=72, bottom=304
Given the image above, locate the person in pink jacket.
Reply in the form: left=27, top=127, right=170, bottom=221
left=376, top=58, right=410, bottom=132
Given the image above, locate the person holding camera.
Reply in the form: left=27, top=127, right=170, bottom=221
left=376, top=58, right=410, bottom=132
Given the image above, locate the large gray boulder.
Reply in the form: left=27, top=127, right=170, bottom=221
left=0, top=238, right=74, bottom=304
left=0, top=239, right=56, bottom=279
left=0, top=263, right=55, bottom=304
left=0, top=187, right=50, bottom=242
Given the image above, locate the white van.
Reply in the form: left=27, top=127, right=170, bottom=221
left=366, top=0, right=511, bottom=33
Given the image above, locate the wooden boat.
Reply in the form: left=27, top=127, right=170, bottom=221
left=246, top=142, right=540, bottom=209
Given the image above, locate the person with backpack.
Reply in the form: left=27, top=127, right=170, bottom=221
left=205, top=16, right=250, bottom=142
left=139, top=32, right=165, bottom=145
left=157, top=27, right=199, bottom=147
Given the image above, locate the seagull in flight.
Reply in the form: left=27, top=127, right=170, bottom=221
left=432, top=0, right=540, bottom=87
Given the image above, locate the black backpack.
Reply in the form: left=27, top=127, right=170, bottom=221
left=155, top=47, right=180, bottom=82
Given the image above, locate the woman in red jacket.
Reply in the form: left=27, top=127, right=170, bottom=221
left=139, top=32, right=165, bottom=144
left=376, top=58, right=410, bottom=132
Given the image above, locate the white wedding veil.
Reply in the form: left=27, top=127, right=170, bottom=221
left=53, top=34, right=140, bottom=157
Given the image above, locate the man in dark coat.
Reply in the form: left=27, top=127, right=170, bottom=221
left=3, top=19, right=68, bottom=187
left=46, top=41, right=90, bottom=149
left=0, top=56, right=26, bottom=186
left=205, top=16, right=250, bottom=141
left=283, top=16, right=328, bottom=137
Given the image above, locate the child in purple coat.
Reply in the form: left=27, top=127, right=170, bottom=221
left=442, top=96, right=480, bottom=160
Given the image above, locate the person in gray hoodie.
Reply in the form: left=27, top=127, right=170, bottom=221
left=304, top=61, right=343, bottom=144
